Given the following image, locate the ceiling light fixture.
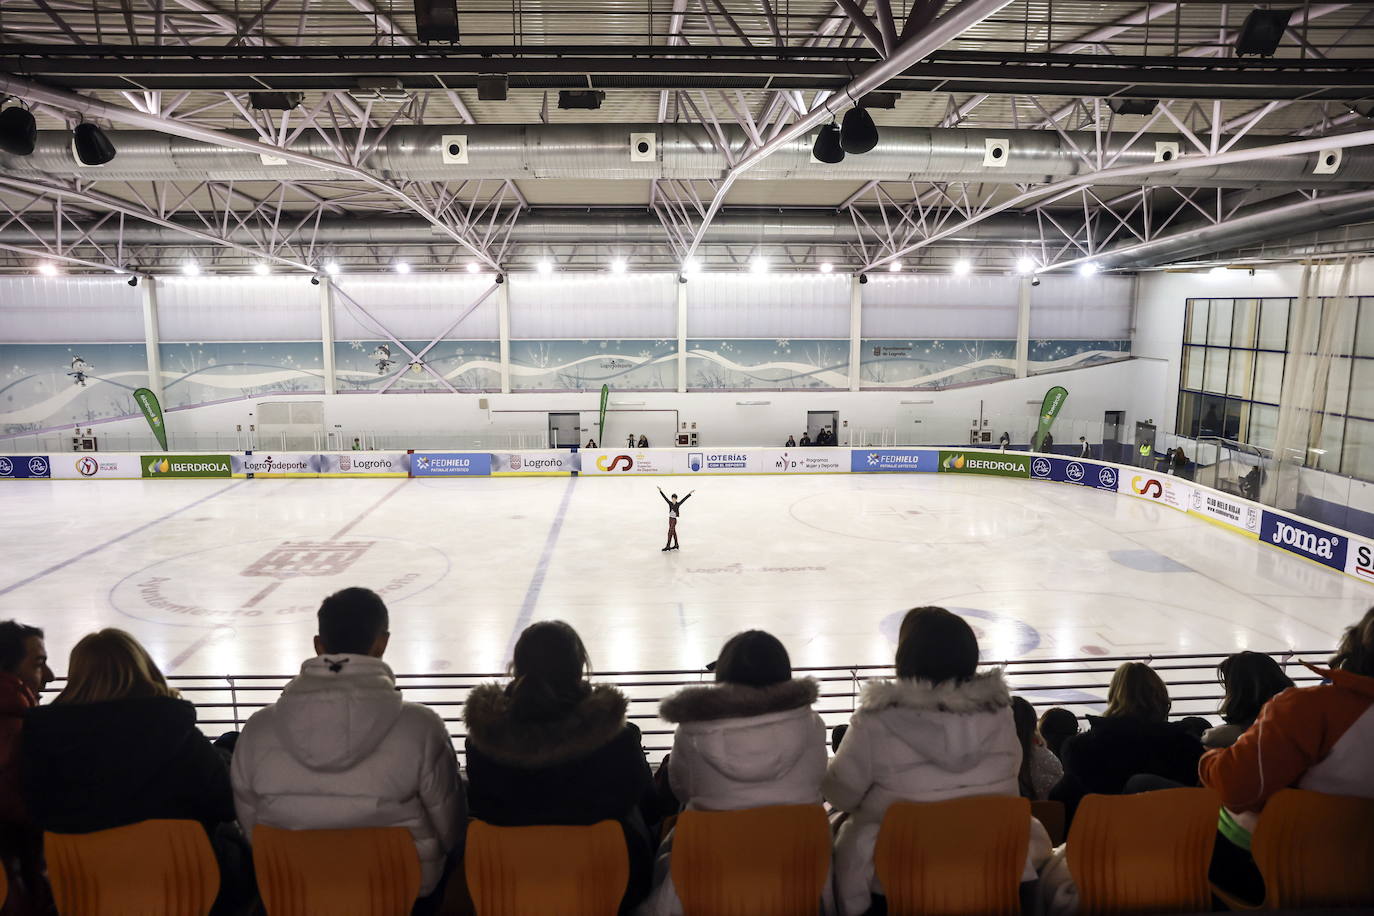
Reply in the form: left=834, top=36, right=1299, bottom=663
left=537, top=259, right=554, bottom=275
left=466, top=261, right=481, bottom=274
left=324, top=261, right=340, bottom=276
left=182, top=262, right=200, bottom=277
left=812, top=122, right=845, bottom=164
left=681, top=257, right=701, bottom=276
left=818, top=262, right=833, bottom=274
left=1016, top=257, right=1036, bottom=275
left=610, top=257, right=627, bottom=274
left=750, top=256, right=769, bottom=274
left=253, top=263, right=270, bottom=276
left=37, top=262, right=58, bottom=277
left=394, top=261, right=411, bottom=274
left=1079, top=262, right=1100, bottom=276
left=952, top=259, right=971, bottom=276
left=889, top=261, right=902, bottom=273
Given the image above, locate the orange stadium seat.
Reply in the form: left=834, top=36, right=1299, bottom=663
left=464, top=820, right=628, bottom=916
left=1238, top=788, right=1374, bottom=910
left=252, top=824, right=422, bottom=916
left=45, top=819, right=220, bottom=916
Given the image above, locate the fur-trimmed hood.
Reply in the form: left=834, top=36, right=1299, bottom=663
left=660, top=678, right=818, bottom=724
left=855, top=669, right=1014, bottom=774
left=463, top=682, right=629, bottom=767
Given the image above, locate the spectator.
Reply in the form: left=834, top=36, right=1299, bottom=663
left=586, top=438, right=597, bottom=448
left=1203, top=652, right=1295, bottom=749
left=231, top=588, right=463, bottom=912
left=1078, top=437, right=1090, bottom=459
left=638, top=434, right=650, bottom=448
left=22, top=629, right=253, bottom=913
left=643, top=630, right=827, bottom=916
left=1050, top=663, right=1203, bottom=816
left=799, top=432, right=812, bottom=447
left=999, top=431, right=1011, bottom=452
left=824, top=607, right=1048, bottom=916
left=628, top=433, right=636, bottom=448
left=1038, top=707, right=1079, bottom=760
left=785, top=435, right=796, bottom=447
left=1202, top=608, right=1374, bottom=903
left=351, top=437, right=361, bottom=450
left=1012, top=697, right=1063, bottom=801
left=464, top=621, right=655, bottom=911
left=0, top=621, right=55, bottom=916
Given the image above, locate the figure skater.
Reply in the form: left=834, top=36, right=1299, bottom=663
left=658, top=486, right=694, bottom=551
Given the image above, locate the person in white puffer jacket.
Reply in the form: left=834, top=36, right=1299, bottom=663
left=641, top=630, right=830, bottom=916
left=231, top=588, right=464, bottom=909
left=824, top=606, right=1051, bottom=916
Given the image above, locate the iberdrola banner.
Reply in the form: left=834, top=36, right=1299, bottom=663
left=1034, top=385, right=1068, bottom=451
left=133, top=387, right=169, bottom=451
left=597, top=383, right=610, bottom=446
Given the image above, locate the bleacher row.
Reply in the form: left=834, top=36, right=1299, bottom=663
left=29, top=786, right=1374, bottom=914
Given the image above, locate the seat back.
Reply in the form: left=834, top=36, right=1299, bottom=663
left=1250, top=788, right=1374, bottom=909
left=464, top=820, right=628, bottom=916
left=45, top=819, right=220, bottom=916
left=873, top=796, right=1030, bottom=916
left=252, top=824, right=421, bottom=916
left=671, top=805, right=830, bottom=916
left=1067, top=788, right=1219, bottom=915
left=1030, top=800, right=1066, bottom=847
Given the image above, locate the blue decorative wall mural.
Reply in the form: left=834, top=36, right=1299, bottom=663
left=509, top=340, right=676, bottom=390
left=686, top=339, right=849, bottom=389
left=0, top=343, right=147, bottom=433
left=159, top=342, right=326, bottom=409
left=335, top=340, right=500, bottom=391
left=860, top=339, right=1130, bottom=389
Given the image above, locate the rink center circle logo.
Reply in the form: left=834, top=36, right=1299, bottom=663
left=111, top=536, right=449, bottom=628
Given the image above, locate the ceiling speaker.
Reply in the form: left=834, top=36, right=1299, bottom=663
left=413, top=0, right=459, bottom=42
left=0, top=106, right=36, bottom=156
left=73, top=123, right=116, bottom=166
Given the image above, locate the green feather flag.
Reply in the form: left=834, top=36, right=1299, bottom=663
left=133, top=387, right=168, bottom=451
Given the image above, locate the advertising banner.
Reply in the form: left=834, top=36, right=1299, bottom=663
left=598, top=383, right=609, bottom=446
left=1029, top=456, right=1120, bottom=491
left=411, top=452, right=492, bottom=477
left=1260, top=511, right=1348, bottom=571
left=1033, top=385, right=1068, bottom=451
left=1344, top=536, right=1374, bottom=584
left=0, top=455, right=51, bottom=479
left=51, top=453, right=142, bottom=480
left=1117, top=472, right=1192, bottom=512
left=581, top=451, right=675, bottom=475
left=679, top=450, right=761, bottom=475
left=232, top=452, right=318, bottom=478
left=316, top=452, right=410, bottom=478
left=760, top=449, right=849, bottom=474
left=1188, top=489, right=1261, bottom=538
left=491, top=451, right=578, bottom=476
left=141, top=454, right=233, bottom=479
left=850, top=449, right=941, bottom=473
left=133, top=387, right=169, bottom=451
left=938, top=451, right=1030, bottom=478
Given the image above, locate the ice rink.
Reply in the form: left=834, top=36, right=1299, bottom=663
left=3, top=472, right=1369, bottom=678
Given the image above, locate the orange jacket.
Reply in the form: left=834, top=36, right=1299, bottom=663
left=1199, top=666, right=1374, bottom=821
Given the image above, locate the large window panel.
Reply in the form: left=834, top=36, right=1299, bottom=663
left=1312, top=415, right=1345, bottom=473
left=1203, top=348, right=1229, bottom=394
left=1177, top=391, right=1202, bottom=438
left=1184, top=345, right=1205, bottom=389
left=1253, top=351, right=1284, bottom=404
left=1340, top=418, right=1374, bottom=479
left=1323, top=356, right=1352, bottom=416
left=1199, top=395, right=1227, bottom=437
left=1321, top=297, right=1358, bottom=357
left=1348, top=358, right=1374, bottom=420
left=1258, top=298, right=1290, bottom=350
left=1356, top=298, right=1374, bottom=357
left=1227, top=349, right=1254, bottom=399
left=1208, top=298, right=1234, bottom=346
left=1223, top=399, right=1248, bottom=441
left=1231, top=299, right=1259, bottom=348
left=1187, top=300, right=1209, bottom=345
left=1249, top=403, right=1279, bottom=451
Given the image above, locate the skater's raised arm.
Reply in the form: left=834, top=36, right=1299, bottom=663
left=678, top=490, right=694, bottom=506
left=658, top=486, right=671, bottom=506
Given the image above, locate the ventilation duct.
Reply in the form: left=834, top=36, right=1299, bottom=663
left=2, top=125, right=1371, bottom=187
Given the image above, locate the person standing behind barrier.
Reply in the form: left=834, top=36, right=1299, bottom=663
left=799, top=431, right=812, bottom=447
left=464, top=621, right=656, bottom=911
left=785, top=435, right=796, bottom=447
left=642, top=630, right=830, bottom=916
left=638, top=434, right=650, bottom=448
left=823, top=607, right=1048, bottom=916
left=999, top=431, right=1011, bottom=452
left=1201, top=608, right=1374, bottom=904
left=231, top=588, right=464, bottom=913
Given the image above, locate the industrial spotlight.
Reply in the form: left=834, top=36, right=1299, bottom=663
left=1234, top=8, right=1293, bottom=56
left=840, top=106, right=879, bottom=155
left=478, top=76, right=508, bottom=101
left=413, top=0, right=460, bottom=42
left=127, top=275, right=139, bottom=287
left=0, top=105, right=36, bottom=156
left=73, top=122, right=116, bottom=166
left=1107, top=98, right=1158, bottom=116
left=558, top=90, right=605, bottom=110
left=248, top=92, right=303, bottom=110
left=812, top=122, right=845, bottom=164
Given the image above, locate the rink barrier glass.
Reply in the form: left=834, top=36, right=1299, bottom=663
left=10, top=446, right=1372, bottom=586
left=38, top=650, right=1333, bottom=765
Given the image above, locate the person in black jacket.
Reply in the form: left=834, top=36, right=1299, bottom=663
left=1050, top=662, right=1204, bottom=821
left=21, top=629, right=253, bottom=914
left=657, top=486, right=694, bottom=552
left=463, top=621, right=655, bottom=912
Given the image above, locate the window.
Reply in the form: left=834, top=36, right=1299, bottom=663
left=1349, top=359, right=1374, bottom=420
left=1187, top=299, right=1210, bottom=345
left=1208, top=298, right=1234, bottom=346
left=1203, top=348, right=1229, bottom=394
left=1232, top=299, right=1259, bottom=349
left=1227, top=350, right=1254, bottom=399
left=1253, top=352, right=1284, bottom=404
left=1249, top=404, right=1278, bottom=451
left=1356, top=298, right=1374, bottom=357
left=1184, top=346, right=1205, bottom=390
left=1258, top=299, right=1289, bottom=350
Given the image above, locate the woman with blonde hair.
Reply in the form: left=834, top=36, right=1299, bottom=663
left=22, top=629, right=252, bottom=911
left=1050, top=661, right=1204, bottom=816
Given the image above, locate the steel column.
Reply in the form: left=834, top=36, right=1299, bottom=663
left=141, top=277, right=164, bottom=403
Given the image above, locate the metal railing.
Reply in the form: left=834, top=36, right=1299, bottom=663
left=40, top=650, right=1330, bottom=765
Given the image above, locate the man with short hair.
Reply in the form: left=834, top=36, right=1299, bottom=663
left=0, top=621, right=56, bottom=914
left=231, top=588, right=463, bottom=911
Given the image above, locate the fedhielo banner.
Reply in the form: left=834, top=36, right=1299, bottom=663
left=411, top=453, right=492, bottom=477
left=851, top=449, right=940, bottom=473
